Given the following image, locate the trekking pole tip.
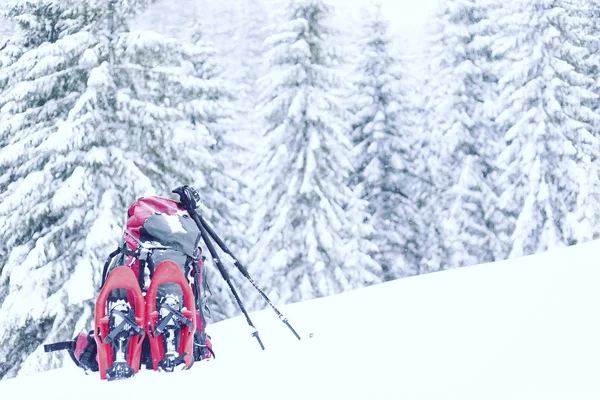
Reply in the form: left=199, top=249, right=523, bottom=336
left=251, top=330, right=265, bottom=350
left=283, top=319, right=302, bottom=341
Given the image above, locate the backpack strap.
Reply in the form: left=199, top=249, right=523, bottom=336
left=137, top=247, right=156, bottom=291
left=101, top=247, right=125, bottom=288
left=100, top=242, right=141, bottom=288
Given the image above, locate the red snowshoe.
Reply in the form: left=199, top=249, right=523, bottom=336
left=146, top=260, right=196, bottom=371
left=94, top=266, right=146, bottom=380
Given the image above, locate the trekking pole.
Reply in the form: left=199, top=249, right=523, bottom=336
left=198, top=213, right=301, bottom=341
left=173, top=186, right=265, bottom=350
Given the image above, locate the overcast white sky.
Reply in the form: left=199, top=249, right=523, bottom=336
left=1, top=0, right=441, bottom=52
left=332, top=0, right=438, bottom=35
left=385, top=0, right=439, bottom=33
left=326, top=0, right=439, bottom=50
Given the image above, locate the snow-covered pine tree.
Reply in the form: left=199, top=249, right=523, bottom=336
left=216, top=0, right=273, bottom=256
left=185, top=30, right=251, bottom=321
left=417, top=0, right=508, bottom=272
left=0, top=0, right=138, bottom=379
left=350, top=2, right=420, bottom=280
left=573, top=0, right=600, bottom=241
left=227, top=0, right=271, bottom=103
left=224, top=0, right=273, bottom=172
left=135, top=1, right=254, bottom=310
left=491, top=0, right=600, bottom=257
left=0, top=0, right=96, bottom=305
left=0, top=0, right=236, bottom=378
left=248, top=0, right=380, bottom=304
left=0, top=11, right=13, bottom=42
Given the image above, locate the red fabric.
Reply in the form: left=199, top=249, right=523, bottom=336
left=195, top=310, right=203, bottom=333
left=74, top=331, right=89, bottom=360
left=124, top=196, right=189, bottom=278
left=123, top=195, right=204, bottom=299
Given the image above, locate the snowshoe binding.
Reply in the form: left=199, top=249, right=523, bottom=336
left=146, top=260, right=196, bottom=372
left=154, top=293, right=188, bottom=371
left=94, top=266, right=146, bottom=380
left=104, top=299, right=145, bottom=380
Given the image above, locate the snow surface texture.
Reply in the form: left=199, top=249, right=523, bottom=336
left=1, top=239, right=598, bottom=399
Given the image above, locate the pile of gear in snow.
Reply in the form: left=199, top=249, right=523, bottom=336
left=45, top=186, right=300, bottom=381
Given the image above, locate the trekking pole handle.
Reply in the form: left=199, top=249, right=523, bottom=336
left=172, top=185, right=203, bottom=210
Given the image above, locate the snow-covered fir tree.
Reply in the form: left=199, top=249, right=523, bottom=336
left=490, top=0, right=600, bottom=257
left=186, top=30, right=252, bottom=321
left=226, top=0, right=272, bottom=102
left=0, top=0, right=238, bottom=378
left=248, top=0, right=380, bottom=304
left=350, top=2, right=421, bottom=280
left=134, top=0, right=254, bottom=318
left=417, top=0, right=508, bottom=272
left=574, top=0, right=600, bottom=241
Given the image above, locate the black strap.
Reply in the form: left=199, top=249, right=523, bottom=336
left=190, top=257, right=200, bottom=305
left=44, top=341, right=74, bottom=353
left=203, top=346, right=216, bottom=359
left=193, top=332, right=215, bottom=360
left=191, top=258, right=209, bottom=330
left=137, top=258, right=146, bottom=290
left=103, top=309, right=144, bottom=344
left=68, top=347, right=83, bottom=369
left=147, top=256, right=155, bottom=280
left=44, top=337, right=99, bottom=372
left=153, top=303, right=192, bottom=336
left=158, top=352, right=187, bottom=372
left=101, top=247, right=123, bottom=287
left=121, top=245, right=138, bottom=258
left=78, top=333, right=99, bottom=372
left=194, top=343, right=216, bottom=359
left=201, top=257, right=212, bottom=296
left=101, top=243, right=141, bottom=287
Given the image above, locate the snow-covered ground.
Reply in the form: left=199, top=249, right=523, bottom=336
left=1, top=240, right=599, bottom=399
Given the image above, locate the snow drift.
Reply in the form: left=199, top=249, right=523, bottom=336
left=1, top=240, right=599, bottom=400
